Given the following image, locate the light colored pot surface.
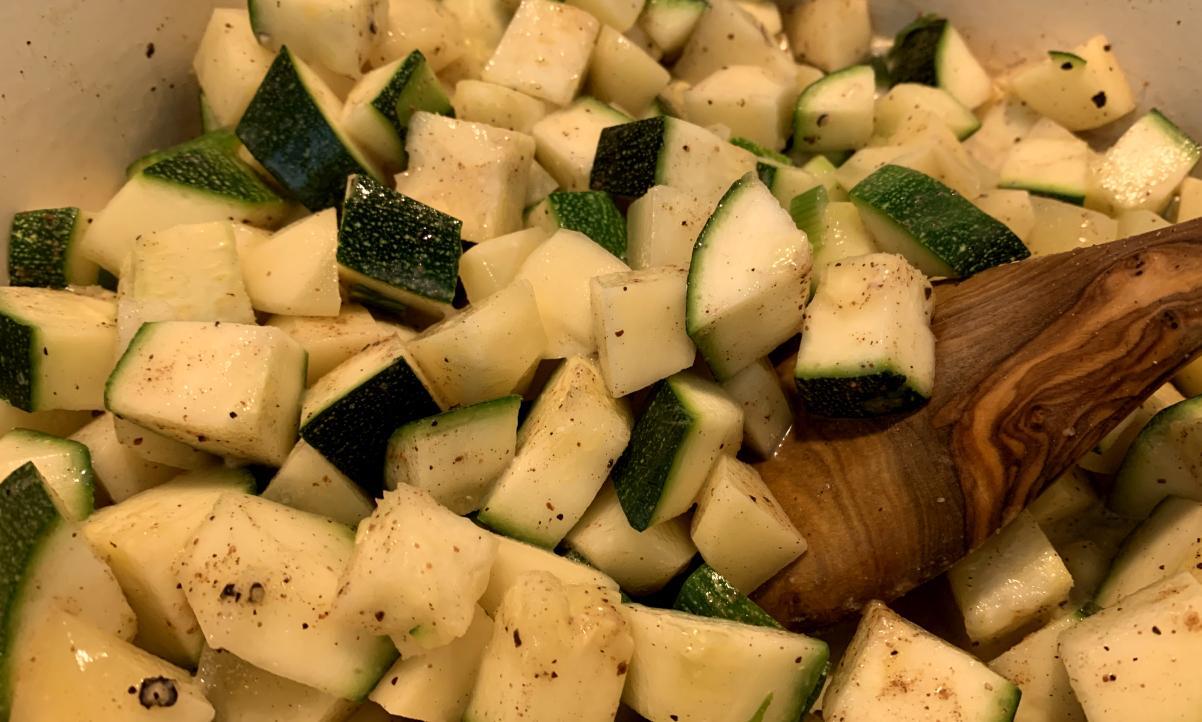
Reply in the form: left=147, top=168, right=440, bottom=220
left=0, top=0, right=1198, bottom=232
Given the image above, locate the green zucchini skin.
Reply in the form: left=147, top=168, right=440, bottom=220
left=374, top=50, right=454, bottom=139
left=0, top=314, right=36, bottom=412
left=544, top=191, right=628, bottom=259
left=611, top=379, right=692, bottom=531
left=125, top=129, right=242, bottom=178
left=888, top=14, right=947, bottom=88
left=338, top=174, right=463, bottom=305
left=673, top=564, right=783, bottom=629
left=589, top=117, right=669, bottom=198
left=796, top=369, right=929, bottom=418
left=0, top=463, right=58, bottom=720
left=8, top=209, right=88, bottom=289
left=299, top=356, right=442, bottom=493
left=850, top=164, right=1030, bottom=277
left=237, top=47, right=376, bottom=210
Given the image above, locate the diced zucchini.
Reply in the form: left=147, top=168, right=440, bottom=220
left=672, top=0, right=796, bottom=86
left=0, top=429, right=94, bottom=521
left=720, top=359, right=792, bottom=458
left=106, top=321, right=306, bottom=466
left=116, top=221, right=256, bottom=351
left=0, top=287, right=116, bottom=412
left=481, top=0, right=599, bottom=105
left=684, top=66, right=794, bottom=152
left=248, top=0, right=383, bottom=77
left=454, top=80, right=548, bottom=134
left=975, top=189, right=1037, bottom=242
left=466, top=572, right=632, bottom=722
left=989, top=614, right=1086, bottom=722
left=625, top=185, right=709, bottom=270
left=823, top=601, right=1020, bottom=721
left=0, top=401, right=90, bottom=440
left=242, top=209, right=341, bottom=317
left=477, top=356, right=632, bottom=547
left=999, top=119, right=1091, bottom=204
left=1111, top=395, right=1202, bottom=518
left=409, top=282, right=546, bottom=406
left=851, top=164, right=1030, bottom=277
left=7, top=208, right=99, bottom=289
left=300, top=336, right=443, bottom=492
left=587, top=26, right=670, bottom=117
left=82, top=468, right=255, bottom=666
left=262, top=441, right=374, bottom=527
left=529, top=160, right=562, bottom=210
left=480, top=534, right=619, bottom=615
left=636, top=0, right=706, bottom=56
left=790, top=186, right=879, bottom=283
left=384, top=396, right=520, bottom=515
left=1091, top=109, right=1201, bottom=214
left=1177, top=175, right=1202, bottom=223
left=1079, top=383, right=1184, bottom=475
left=397, top=112, right=535, bottom=242
left=964, top=98, right=1041, bottom=172
left=526, top=162, right=559, bottom=211
left=1116, top=209, right=1170, bottom=237
left=590, top=267, right=695, bottom=397
left=338, top=173, right=463, bottom=318
left=1027, top=469, right=1098, bottom=533
left=1095, top=496, right=1202, bottom=608
left=875, top=83, right=980, bottom=142
left=70, top=413, right=181, bottom=503
left=673, top=563, right=782, bottom=628
left=84, top=134, right=292, bottom=273
left=370, top=0, right=465, bottom=72
left=834, top=144, right=940, bottom=193
left=566, top=0, right=643, bottom=30
left=515, top=230, right=631, bottom=358
left=691, top=455, right=805, bottom=593
left=793, top=65, right=876, bottom=153
left=1009, top=35, right=1136, bottom=132
left=784, top=0, right=870, bottom=72
left=533, top=98, right=631, bottom=192
left=11, top=610, right=212, bottom=722
left=564, top=482, right=697, bottom=595
left=622, top=603, right=828, bottom=722
left=267, top=305, right=394, bottom=386
left=112, top=410, right=221, bottom=474
left=193, top=8, right=276, bottom=129
left=0, top=463, right=137, bottom=717
left=590, top=116, right=758, bottom=205
left=887, top=14, right=993, bottom=110
left=612, top=373, right=743, bottom=530
left=370, top=606, right=493, bottom=721
left=333, top=484, right=496, bottom=655
left=179, top=494, right=397, bottom=699
left=237, top=48, right=384, bottom=211
left=460, top=228, right=549, bottom=304
left=528, top=191, right=627, bottom=260
left=947, top=511, right=1073, bottom=643
left=1025, top=196, right=1117, bottom=256
left=1060, top=573, right=1202, bottom=722
left=342, top=50, right=453, bottom=168
left=198, top=645, right=358, bottom=722
left=794, top=252, right=934, bottom=417
left=686, top=173, right=811, bottom=379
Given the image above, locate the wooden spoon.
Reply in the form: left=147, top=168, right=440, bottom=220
left=753, top=219, right=1202, bottom=630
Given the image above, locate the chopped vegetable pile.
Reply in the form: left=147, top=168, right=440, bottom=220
left=2, top=0, right=1202, bottom=720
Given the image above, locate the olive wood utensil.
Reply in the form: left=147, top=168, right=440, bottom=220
left=753, top=219, right=1202, bottom=630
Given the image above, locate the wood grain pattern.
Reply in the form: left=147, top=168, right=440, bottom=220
left=754, top=221, right=1202, bottom=630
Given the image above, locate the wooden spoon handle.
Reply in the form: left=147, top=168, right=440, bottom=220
left=951, top=241, right=1202, bottom=543
left=755, top=223, right=1202, bottom=630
